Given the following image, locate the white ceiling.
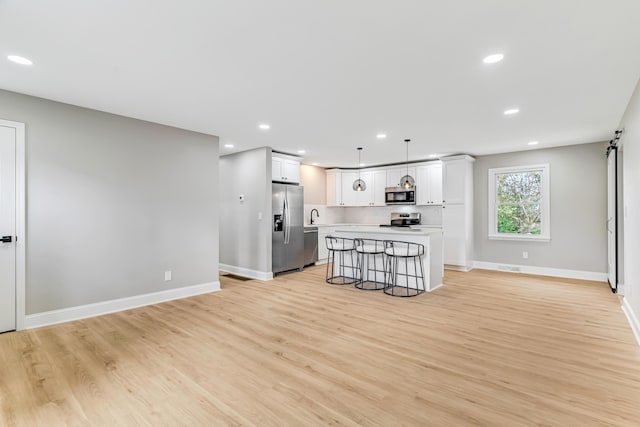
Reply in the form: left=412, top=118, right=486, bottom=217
left=1, top=1, right=640, bottom=168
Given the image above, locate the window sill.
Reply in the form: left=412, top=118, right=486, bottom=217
left=488, top=234, right=550, bottom=242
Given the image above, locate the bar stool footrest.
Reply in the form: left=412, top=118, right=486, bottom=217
left=383, top=285, right=425, bottom=297
left=326, top=276, right=358, bottom=285
left=355, top=280, right=386, bottom=291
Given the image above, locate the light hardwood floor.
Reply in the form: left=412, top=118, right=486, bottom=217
left=1, top=267, right=639, bottom=426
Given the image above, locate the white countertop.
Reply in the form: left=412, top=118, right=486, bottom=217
left=306, top=223, right=442, bottom=229
left=333, top=226, right=442, bottom=236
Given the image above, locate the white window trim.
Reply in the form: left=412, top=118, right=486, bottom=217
left=488, top=164, right=550, bottom=242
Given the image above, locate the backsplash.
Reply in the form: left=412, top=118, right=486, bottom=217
left=341, top=205, right=442, bottom=225
left=304, top=204, right=345, bottom=225
left=304, top=204, right=442, bottom=226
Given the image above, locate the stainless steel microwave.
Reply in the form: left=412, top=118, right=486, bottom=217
left=385, top=187, right=416, bottom=205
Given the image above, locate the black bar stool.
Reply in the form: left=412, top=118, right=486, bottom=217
left=325, top=236, right=358, bottom=285
left=383, top=240, right=426, bottom=297
left=354, top=238, right=386, bottom=290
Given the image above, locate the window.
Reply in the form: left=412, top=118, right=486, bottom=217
left=488, top=164, right=550, bottom=241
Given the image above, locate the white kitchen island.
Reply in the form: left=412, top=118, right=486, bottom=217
left=330, top=226, right=443, bottom=292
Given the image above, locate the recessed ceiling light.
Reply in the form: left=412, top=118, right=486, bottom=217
left=429, top=154, right=438, bottom=158
left=360, top=163, right=366, bottom=167
left=7, top=55, right=33, bottom=66
left=376, top=133, right=387, bottom=139
left=298, top=150, right=306, bottom=154
left=224, top=143, right=234, bottom=148
left=312, top=162, right=319, bottom=166
left=258, top=123, right=270, bottom=130
left=483, top=53, right=504, bottom=64
left=504, top=108, right=520, bottom=115
left=528, top=141, right=539, bottom=146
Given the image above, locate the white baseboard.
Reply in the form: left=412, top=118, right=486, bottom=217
left=219, top=264, right=273, bottom=281
left=25, top=281, right=220, bottom=330
left=472, top=261, right=607, bottom=282
left=444, top=264, right=472, bottom=272
left=428, top=283, right=444, bottom=292
left=622, top=298, right=640, bottom=346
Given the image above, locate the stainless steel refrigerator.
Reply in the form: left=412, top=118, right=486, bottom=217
left=272, top=183, right=304, bottom=274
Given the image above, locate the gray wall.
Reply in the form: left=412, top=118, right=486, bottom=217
left=620, top=78, right=640, bottom=323
left=0, top=89, right=219, bottom=314
left=219, top=148, right=272, bottom=274
left=474, top=142, right=608, bottom=273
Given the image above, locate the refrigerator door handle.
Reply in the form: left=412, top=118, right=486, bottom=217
left=283, top=198, right=288, bottom=244
left=285, top=197, right=291, bottom=244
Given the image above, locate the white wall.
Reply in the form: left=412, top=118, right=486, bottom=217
left=619, top=79, right=640, bottom=343
left=0, top=89, right=220, bottom=315
left=474, top=142, right=608, bottom=274
left=219, top=148, right=272, bottom=276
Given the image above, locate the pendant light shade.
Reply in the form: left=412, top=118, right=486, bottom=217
left=400, top=174, right=415, bottom=189
left=400, top=138, right=414, bottom=189
left=353, top=147, right=366, bottom=192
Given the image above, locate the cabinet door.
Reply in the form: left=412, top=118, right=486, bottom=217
left=415, top=166, right=430, bottom=205
left=318, top=228, right=335, bottom=260
left=272, top=158, right=284, bottom=181
left=356, top=171, right=373, bottom=206
left=443, top=204, right=466, bottom=265
left=428, top=164, right=443, bottom=204
left=326, top=170, right=341, bottom=206
left=443, top=160, right=466, bottom=204
left=372, top=170, right=387, bottom=206
left=387, top=166, right=416, bottom=188
left=284, top=159, right=300, bottom=183
left=340, top=171, right=358, bottom=206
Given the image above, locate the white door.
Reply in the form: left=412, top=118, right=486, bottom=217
left=607, top=148, right=617, bottom=291
left=0, top=124, right=17, bottom=333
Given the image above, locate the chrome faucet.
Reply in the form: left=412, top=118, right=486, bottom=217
left=310, top=209, right=319, bottom=225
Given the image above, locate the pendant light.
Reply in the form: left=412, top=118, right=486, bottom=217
left=399, top=138, right=415, bottom=189
left=352, top=147, right=366, bottom=192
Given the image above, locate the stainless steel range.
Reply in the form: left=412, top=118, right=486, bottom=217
left=379, top=212, right=421, bottom=228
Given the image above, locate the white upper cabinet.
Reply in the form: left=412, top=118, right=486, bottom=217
left=326, top=162, right=442, bottom=208
left=416, top=162, right=442, bottom=205
left=272, top=154, right=300, bottom=183
left=371, top=170, right=387, bottom=206
left=387, top=166, right=416, bottom=189
left=340, top=171, right=359, bottom=206
left=326, top=169, right=342, bottom=206
left=327, top=169, right=386, bottom=207
left=442, top=159, right=468, bottom=204
left=340, top=171, right=377, bottom=206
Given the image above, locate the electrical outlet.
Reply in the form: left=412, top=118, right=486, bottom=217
left=522, top=251, right=529, bottom=259
left=164, top=271, right=172, bottom=281
left=258, top=211, right=263, bottom=220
